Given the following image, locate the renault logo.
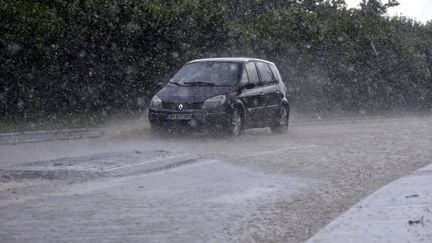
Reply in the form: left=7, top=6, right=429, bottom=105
left=178, top=104, right=183, bottom=110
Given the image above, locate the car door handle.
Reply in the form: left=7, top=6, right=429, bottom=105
left=259, top=92, right=265, bottom=95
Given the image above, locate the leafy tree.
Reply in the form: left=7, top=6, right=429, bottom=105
left=1, top=0, right=431, bottom=121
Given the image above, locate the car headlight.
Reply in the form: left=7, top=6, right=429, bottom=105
left=202, top=95, right=226, bottom=109
left=150, top=95, right=162, bottom=109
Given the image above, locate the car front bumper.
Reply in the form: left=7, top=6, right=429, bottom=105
left=148, top=108, right=230, bottom=130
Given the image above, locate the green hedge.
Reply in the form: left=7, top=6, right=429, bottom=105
left=1, top=0, right=431, bottom=120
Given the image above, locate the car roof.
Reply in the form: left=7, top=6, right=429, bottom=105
left=187, top=57, right=275, bottom=65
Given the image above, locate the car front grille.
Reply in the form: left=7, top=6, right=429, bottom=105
left=162, top=102, right=202, bottom=110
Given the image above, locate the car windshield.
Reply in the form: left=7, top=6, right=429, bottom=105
left=169, top=62, right=240, bottom=86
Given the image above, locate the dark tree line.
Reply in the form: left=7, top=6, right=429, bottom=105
left=1, top=0, right=431, bottom=121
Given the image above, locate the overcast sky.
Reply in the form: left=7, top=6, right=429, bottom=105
left=345, top=0, right=432, bottom=23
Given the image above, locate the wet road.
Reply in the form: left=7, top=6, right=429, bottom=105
left=1, top=115, right=431, bottom=242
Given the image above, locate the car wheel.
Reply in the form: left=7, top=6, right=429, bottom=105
left=227, top=108, right=243, bottom=136
left=271, top=105, right=289, bottom=134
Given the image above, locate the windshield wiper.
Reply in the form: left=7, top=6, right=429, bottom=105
left=183, top=81, right=216, bottom=86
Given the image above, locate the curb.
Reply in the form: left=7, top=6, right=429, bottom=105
left=0, top=128, right=103, bottom=145
left=307, top=165, right=432, bottom=243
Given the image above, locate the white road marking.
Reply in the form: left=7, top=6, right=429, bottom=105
left=103, top=153, right=194, bottom=172
left=232, top=145, right=319, bottom=159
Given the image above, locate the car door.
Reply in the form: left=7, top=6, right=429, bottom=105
left=238, top=62, right=265, bottom=127
left=256, top=61, right=281, bottom=125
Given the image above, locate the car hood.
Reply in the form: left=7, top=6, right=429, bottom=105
left=157, top=85, right=235, bottom=103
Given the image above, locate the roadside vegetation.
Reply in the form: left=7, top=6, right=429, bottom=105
left=1, top=0, right=431, bottom=126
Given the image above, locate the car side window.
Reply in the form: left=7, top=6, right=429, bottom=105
left=257, top=62, right=276, bottom=85
left=245, top=62, right=259, bottom=86
left=240, top=67, right=249, bottom=85
left=269, top=64, right=281, bottom=82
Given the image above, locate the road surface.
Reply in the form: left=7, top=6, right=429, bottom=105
left=1, top=114, right=431, bottom=242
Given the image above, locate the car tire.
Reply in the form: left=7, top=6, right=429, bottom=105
left=271, top=105, right=289, bottom=134
left=227, top=108, right=243, bottom=136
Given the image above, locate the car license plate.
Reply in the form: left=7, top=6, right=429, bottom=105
left=167, top=114, right=192, bottom=120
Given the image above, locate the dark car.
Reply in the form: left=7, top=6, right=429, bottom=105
left=148, top=57, right=290, bottom=136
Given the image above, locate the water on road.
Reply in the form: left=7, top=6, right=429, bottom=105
left=1, top=115, right=431, bottom=242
